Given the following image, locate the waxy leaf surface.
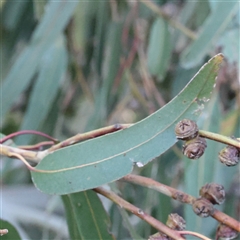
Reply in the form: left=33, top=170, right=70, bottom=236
left=32, top=54, right=224, bottom=195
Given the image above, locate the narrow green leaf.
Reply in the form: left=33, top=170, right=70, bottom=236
left=32, top=54, right=224, bottom=195
left=181, top=2, right=238, bottom=68
left=1, top=1, right=78, bottom=124
left=0, top=219, right=21, bottom=240
left=33, top=0, right=46, bottom=20
left=62, top=191, right=115, bottom=240
left=86, top=21, right=123, bottom=129
left=118, top=207, right=144, bottom=240
left=94, top=1, right=110, bottom=76
left=2, top=1, right=29, bottom=30
left=62, top=195, right=83, bottom=240
left=147, top=18, right=172, bottom=81
left=18, top=35, right=67, bottom=144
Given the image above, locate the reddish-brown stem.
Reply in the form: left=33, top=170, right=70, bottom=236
left=48, top=123, right=132, bottom=152
left=18, top=141, right=55, bottom=150
left=211, top=209, right=240, bottom=232
left=0, top=130, right=58, bottom=144
left=94, top=187, right=185, bottom=240
left=7, top=152, right=37, bottom=171
left=113, top=35, right=139, bottom=91
left=139, top=0, right=197, bottom=40
left=122, top=174, right=195, bottom=204
left=122, top=174, right=240, bottom=232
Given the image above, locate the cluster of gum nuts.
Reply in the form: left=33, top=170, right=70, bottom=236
left=174, top=119, right=239, bottom=166
left=173, top=119, right=239, bottom=240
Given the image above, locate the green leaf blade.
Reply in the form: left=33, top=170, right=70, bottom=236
left=180, top=2, right=238, bottom=68
left=62, top=191, right=115, bottom=240
left=32, top=54, right=224, bottom=195
left=147, top=18, right=172, bottom=81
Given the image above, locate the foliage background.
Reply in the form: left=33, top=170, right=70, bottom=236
left=0, top=0, right=239, bottom=239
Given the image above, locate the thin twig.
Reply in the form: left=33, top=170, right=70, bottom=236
left=48, top=123, right=132, bottom=153
left=121, top=174, right=240, bottom=232
left=139, top=0, right=197, bottom=40
left=0, top=130, right=58, bottom=144
left=19, top=141, right=55, bottom=150
left=94, top=187, right=185, bottom=240
left=7, top=152, right=37, bottom=172
left=126, top=70, right=150, bottom=113
left=211, top=209, right=240, bottom=232
left=199, top=130, right=240, bottom=149
left=181, top=231, right=211, bottom=240
left=0, top=144, right=47, bottom=162
left=122, top=174, right=195, bottom=204
left=0, top=124, right=132, bottom=162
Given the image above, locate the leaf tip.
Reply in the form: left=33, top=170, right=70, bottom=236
left=212, top=53, right=224, bottom=64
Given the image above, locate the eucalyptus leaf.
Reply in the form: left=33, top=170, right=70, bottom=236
left=181, top=2, right=238, bottom=68
left=31, top=54, right=223, bottom=195
left=147, top=17, right=172, bottom=81
left=62, top=191, right=115, bottom=240
left=18, top=35, right=67, bottom=144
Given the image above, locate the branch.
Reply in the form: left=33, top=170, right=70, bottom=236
left=94, top=187, right=185, bottom=240
left=0, top=144, right=47, bottom=163
left=47, top=123, right=132, bottom=153
left=121, top=174, right=240, bottom=232
left=0, top=124, right=132, bottom=163
left=199, top=130, right=240, bottom=149
left=139, top=0, right=197, bottom=40
left=0, top=130, right=58, bottom=144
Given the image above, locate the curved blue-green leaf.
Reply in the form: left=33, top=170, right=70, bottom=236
left=32, top=54, right=224, bottom=195
left=181, top=2, right=238, bottom=68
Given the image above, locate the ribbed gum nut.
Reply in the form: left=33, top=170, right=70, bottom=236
left=166, top=213, right=186, bottom=231
left=148, top=233, right=169, bottom=240
left=199, top=183, right=225, bottom=205
left=182, top=136, right=207, bottom=159
left=175, top=119, right=199, bottom=140
left=219, top=145, right=240, bottom=167
left=192, top=198, right=214, bottom=217
left=216, top=223, right=238, bottom=240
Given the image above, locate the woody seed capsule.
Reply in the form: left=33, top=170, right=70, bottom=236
left=148, top=233, right=169, bottom=240
left=216, top=223, right=238, bottom=240
left=166, top=213, right=186, bottom=231
left=175, top=119, right=199, bottom=140
left=199, top=183, right=225, bottom=205
left=219, top=145, right=239, bottom=166
left=192, top=198, right=214, bottom=217
left=182, top=136, right=207, bottom=159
